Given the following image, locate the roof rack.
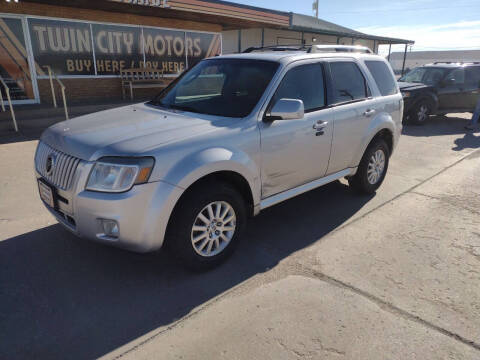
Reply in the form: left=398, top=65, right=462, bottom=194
left=432, top=61, right=480, bottom=65
left=308, top=45, right=372, bottom=54
left=242, top=44, right=373, bottom=54
left=242, top=44, right=310, bottom=53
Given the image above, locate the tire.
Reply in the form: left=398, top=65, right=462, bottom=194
left=408, top=100, right=432, bottom=125
left=348, top=139, right=390, bottom=194
left=166, top=181, right=247, bottom=270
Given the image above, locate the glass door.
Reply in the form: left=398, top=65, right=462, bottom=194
left=0, top=16, right=38, bottom=104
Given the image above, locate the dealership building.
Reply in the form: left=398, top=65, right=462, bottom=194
left=0, top=0, right=413, bottom=105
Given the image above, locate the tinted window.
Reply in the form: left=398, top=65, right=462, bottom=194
left=399, top=67, right=446, bottom=85
left=466, top=66, right=480, bottom=87
left=330, top=62, right=367, bottom=103
left=271, top=63, right=325, bottom=112
left=150, top=59, right=279, bottom=118
left=365, top=60, right=398, bottom=96
left=448, top=68, right=465, bottom=85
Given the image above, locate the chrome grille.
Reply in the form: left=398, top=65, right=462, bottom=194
left=35, top=141, right=81, bottom=190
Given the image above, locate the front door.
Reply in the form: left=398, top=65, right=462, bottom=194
left=259, top=62, right=333, bottom=198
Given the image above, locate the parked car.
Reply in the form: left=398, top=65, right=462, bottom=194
left=398, top=62, right=480, bottom=124
left=35, top=46, right=402, bottom=269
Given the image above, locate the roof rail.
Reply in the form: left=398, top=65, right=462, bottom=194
left=432, top=61, right=480, bottom=65
left=308, top=45, right=373, bottom=54
left=242, top=44, right=310, bottom=53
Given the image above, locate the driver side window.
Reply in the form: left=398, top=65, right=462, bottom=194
left=271, top=63, right=325, bottom=113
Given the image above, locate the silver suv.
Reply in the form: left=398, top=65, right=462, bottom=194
left=35, top=47, right=403, bottom=269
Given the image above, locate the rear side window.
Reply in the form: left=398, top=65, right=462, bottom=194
left=330, top=61, right=367, bottom=104
left=365, top=60, right=398, bottom=96
left=466, top=66, right=480, bottom=87
left=272, top=63, right=325, bottom=112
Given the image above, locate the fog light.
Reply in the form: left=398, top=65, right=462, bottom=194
left=101, top=219, right=119, bottom=238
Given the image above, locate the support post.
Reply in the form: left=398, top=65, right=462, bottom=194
left=61, top=86, right=68, bottom=120
left=0, top=90, right=4, bottom=112
left=47, top=66, right=57, bottom=108
left=6, top=88, right=18, bottom=132
left=387, top=43, right=392, bottom=61
left=237, top=29, right=241, bottom=53
left=401, top=44, right=408, bottom=76
left=261, top=28, right=264, bottom=47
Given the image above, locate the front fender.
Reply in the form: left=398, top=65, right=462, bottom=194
left=162, top=147, right=261, bottom=207
left=351, top=112, right=396, bottom=167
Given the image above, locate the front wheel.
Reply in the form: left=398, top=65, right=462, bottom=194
left=348, top=139, right=390, bottom=194
left=409, top=101, right=432, bottom=125
left=166, top=181, right=246, bottom=270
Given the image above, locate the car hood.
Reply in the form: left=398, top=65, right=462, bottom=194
left=41, top=103, right=222, bottom=161
left=398, top=81, right=432, bottom=91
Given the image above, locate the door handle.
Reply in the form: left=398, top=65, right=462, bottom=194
left=363, top=109, right=376, bottom=117
left=313, top=120, right=328, bottom=130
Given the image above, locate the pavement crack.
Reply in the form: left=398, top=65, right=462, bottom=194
left=297, top=265, right=480, bottom=353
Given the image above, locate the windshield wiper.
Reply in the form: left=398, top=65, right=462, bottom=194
left=168, top=104, right=199, bottom=113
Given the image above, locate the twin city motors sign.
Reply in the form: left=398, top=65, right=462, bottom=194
left=28, top=18, right=221, bottom=76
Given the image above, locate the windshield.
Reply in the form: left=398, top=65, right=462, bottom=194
left=149, top=58, right=279, bottom=118
left=399, top=67, right=447, bottom=85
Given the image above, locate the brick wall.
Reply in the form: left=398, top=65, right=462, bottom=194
left=37, top=78, right=172, bottom=105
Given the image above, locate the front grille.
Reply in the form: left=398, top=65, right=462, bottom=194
left=35, top=141, right=81, bottom=190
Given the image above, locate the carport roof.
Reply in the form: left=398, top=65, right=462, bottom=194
left=290, top=13, right=414, bottom=45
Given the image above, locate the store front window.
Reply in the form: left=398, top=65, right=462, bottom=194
left=0, top=16, right=36, bottom=102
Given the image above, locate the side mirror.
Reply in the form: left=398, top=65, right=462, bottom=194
left=266, top=98, right=304, bottom=121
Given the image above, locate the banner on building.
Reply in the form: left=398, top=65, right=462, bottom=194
left=26, top=18, right=221, bottom=77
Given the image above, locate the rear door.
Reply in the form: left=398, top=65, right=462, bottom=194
left=465, top=66, right=480, bottom=110
left=437, top=68, right=467, bottom=110
left=326, top=60, right=378, bottom=174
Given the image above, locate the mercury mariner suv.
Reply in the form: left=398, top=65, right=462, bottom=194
left=35, top=45, right=403, bottom=269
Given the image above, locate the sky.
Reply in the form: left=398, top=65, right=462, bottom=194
left=229, top=0, right=480, bottom=52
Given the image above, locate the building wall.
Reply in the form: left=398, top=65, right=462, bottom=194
left=0, top=2, right=220, bottom=103
left=0, top=2, right=221, bottom=32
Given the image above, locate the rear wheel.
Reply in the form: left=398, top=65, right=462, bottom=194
left=348, top=139, right=390, bottom=194
left=166, top=181, right=246, bottom=270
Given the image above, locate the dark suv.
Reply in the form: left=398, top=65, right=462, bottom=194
left=398, top=62, right=480, bottom=125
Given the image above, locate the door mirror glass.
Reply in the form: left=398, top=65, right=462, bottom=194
left=267, top=98, right=304, bottom=120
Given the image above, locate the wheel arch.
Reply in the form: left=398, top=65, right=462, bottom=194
left=351, top=113, right=396, bottom=168
left=162, top=147, right=260, bottom=216
left=412, top=92, right=438, bottom=114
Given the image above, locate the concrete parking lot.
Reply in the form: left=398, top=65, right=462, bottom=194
left=1, top=113, right=479, bottom=359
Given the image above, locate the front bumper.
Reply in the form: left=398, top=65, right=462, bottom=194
left=36, top=165, right=183, bottom=253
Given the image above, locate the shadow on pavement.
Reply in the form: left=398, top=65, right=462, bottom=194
left=402, top=115, right=470, bottom=137
left=0, top=181, right=373, bottom=360
left=402, top=115, right=480, bottom=152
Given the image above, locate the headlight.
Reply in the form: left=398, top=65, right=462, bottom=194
left=402, top=91, right=411, bottom=98
left=86, top=157, right=154, bottom=193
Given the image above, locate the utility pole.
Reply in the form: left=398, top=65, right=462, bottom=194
left=312, top=0, right=319, bottom=18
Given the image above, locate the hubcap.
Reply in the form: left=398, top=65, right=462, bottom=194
left=191, top=201, right=236, bottom=257
left=417, top=105, right=429, bottom=122
left=367, top=149, right=386, bottom=185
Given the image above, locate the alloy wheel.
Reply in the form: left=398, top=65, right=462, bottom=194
left=367, top=149, right=386, bottom=185
left=191, top=201, right=236, bottom=257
